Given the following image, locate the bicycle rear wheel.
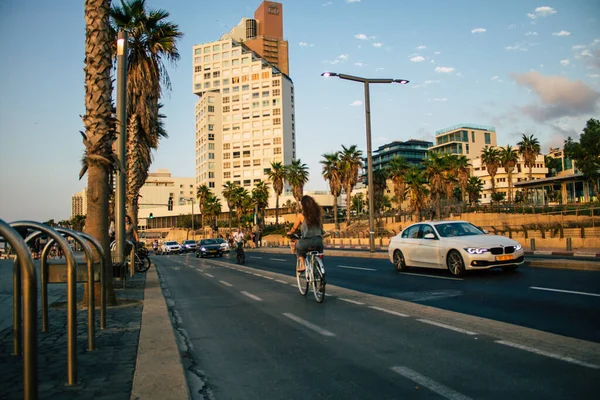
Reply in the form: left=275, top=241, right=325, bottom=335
left=296, top=258, right=308, bottom=296
left=311, top=257, right=326, bottom=303
left=135, top=255, right=151, bottom=272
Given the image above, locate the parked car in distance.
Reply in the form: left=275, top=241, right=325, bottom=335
left=182, top=239, right=197, bottom=253
left=388, top=220, right=524, bottom=277
left=216, top=238, right=230, bottom=253
left=160, top=241, right=182, bottom=255
left=196, top=238, right=223, bottom=258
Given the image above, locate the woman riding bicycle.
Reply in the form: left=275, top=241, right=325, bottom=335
left=287, top=195, right=323, bottom=272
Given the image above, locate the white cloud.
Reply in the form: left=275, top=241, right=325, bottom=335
left=322, top=1, right=333, bottom=6
left=346, top=0, right=360, bottom=2
left=508, top=24, right=517, bottom=29
left=430, top=98, right=448, bottom=102
left=505, top=42, right=529, bottom=51
left=299, top=42, right=308, bottom=47
left=338, top=54, right=349, bottom=60
left=355, top=33, right=368, bottom=40
left=471, top=28, right=486, bottom=34
left=375, top=67, right=385, bottom=71
left=434, top=51, right=440, bottom=55
left=350, top=100, right=363, bottom=106
left=528, top=6, right=557, bottom=19
left=423, top=80, right=439, bottom=85
left=589, top=74, right=600, bottom=78
left=572, top=44, right=586, bottom=50
left=417, top=45, right=427, bottom=50
left=525, top=31, right=538, bottom=36
left=581, top=50, right=593, bottom=57
left=560, top=59, right=570, bottom=66
left=552, top=30, right=571, bottom=37
left=435, top=66, right=455, bottom=73
left=410, top=56, right=425, bottom=62
left=593, top=38, right=600, bottom=45
left=491, top=76, right=503, bottom=82
left=354, top=62, right=364, bottom=67
left=372, top=42, right=383, bottom=48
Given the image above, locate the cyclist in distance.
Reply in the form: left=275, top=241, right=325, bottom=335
left=287, top=195, right=324, bottom=272
left=233, top=226, right=245, bottom=256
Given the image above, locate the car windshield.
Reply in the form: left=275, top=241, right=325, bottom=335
left=201, top=239, right=218, bottom=245
left=165, top=241, right=177, bottom=245
left=216, top=238, right=225, bottom=244
left=435, top=222, right=485, bottom=238
left=183, top=240, right=195, bottom=244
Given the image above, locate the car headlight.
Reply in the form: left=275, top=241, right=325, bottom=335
left=465, top=247, right=489, bottom=255
left=201, top=247, right=206, bottom=251
left=515, top=244, right=522, bottom=251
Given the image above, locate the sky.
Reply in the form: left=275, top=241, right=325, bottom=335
left=1, top=0, right=599, bottom=222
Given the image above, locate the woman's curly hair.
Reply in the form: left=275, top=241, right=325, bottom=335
left=301, top=195, right=322, bottom=227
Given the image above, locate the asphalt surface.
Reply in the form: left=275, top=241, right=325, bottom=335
left=153, top=252, right=600, bottom=400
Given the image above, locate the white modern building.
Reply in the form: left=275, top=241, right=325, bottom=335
left=71, top=189, right=87, bottom=218
left=192, top=37, right=295, bottom=208
left=428, top=123, right=498, bottom=160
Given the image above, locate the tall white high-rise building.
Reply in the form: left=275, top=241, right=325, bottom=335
left=71, top=189, right=87, bottom=218
left=192, top=25, right=295, bottom=210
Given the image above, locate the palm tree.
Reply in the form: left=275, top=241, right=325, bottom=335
left=386, top=156, right=409, bottom=213
left=321, top=152, right=343, bottom=230
left=81, top=0, right=117, bottom=304
left=266, top=161, right=286, bottom=225
left=466, top=176, right=484, bottom=206
left=203, top=194, right=222, bottom=231
left=196, top=184, right=211, bottom=229
left=339, top=145, right=363, bottom=226
left=517, top=134, right=541, bottom=202
left=111, top=0, right=183, bottom=226
left=252, top=181, right=270, bottom=228
left=481, top=146, right=501, bottom=198
left=423, top=153, right=446, bottom=219
left=232, top=186, right=251, bottom=226
left=500, top=145, right=519, bottom=203
left=285, top=159, right=309, bottom=211
left=441, top=154, right=458, bottom=206
left=373, top=168, right=389, bottom=222
left=405, top=168, right=429, bottom=221
left=70, top=215, right=87, bottom=232
left=222, top=181, right=238, bottom=228
left=454, top=155, right=471, bottom=203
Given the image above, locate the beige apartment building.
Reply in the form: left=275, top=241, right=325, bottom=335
left=192, top=24, right=295, bottom=207
left=71, top=189, right=87, bottom=218
left=428, top=123, right=498, bottom=160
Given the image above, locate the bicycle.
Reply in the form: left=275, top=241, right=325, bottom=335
left=288, top=233, right=326, bottom=303
left=110, top=240, right=151, bottom=273
left=235, top=242, right=245, bottom=264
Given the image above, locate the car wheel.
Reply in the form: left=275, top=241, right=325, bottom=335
left=502, top=265, right=519, bottom=272
left=447, top=250, right=465, bottom=277
left=393, top=249, right=409, bottom=272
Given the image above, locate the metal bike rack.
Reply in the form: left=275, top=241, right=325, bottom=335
left=0, top=219, right=38, bottom=400
left=11, top=221, right=78, bottom=387
left=78, top=231, right=106, bottom=330
left=30, top=228, right=104, bottom=351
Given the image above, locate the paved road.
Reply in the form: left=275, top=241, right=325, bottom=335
left=153, top=253, right=599, bottom=399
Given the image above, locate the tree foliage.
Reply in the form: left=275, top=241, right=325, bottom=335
left=564, top=118, right=600, bottom=198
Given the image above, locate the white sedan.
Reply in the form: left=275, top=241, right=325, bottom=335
left=388, top=220, right=524, bottom=276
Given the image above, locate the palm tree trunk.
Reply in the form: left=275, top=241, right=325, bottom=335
left=200, top=208, right=204, bottom=230
left=333, top=196, right=339, bottom=230
left=507, top=170, right=513, bottom=203
left=346, top=184, right=352, bottom=226
left=275, top=195, right=279, bottom=225
left=436, top=193, right=442, bottom=220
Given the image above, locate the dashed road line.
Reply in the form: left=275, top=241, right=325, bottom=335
left=339, top=298, right=365, bottom=305
left=336, top=265, right=377, bottom=271
left=250, top=256, right=263, bottom=259
left=270, top=258, right=287, bottom=262
left=391, top=366, right=472, bottom=400
left=283, top=313, right=335, bottom=337
left=219, top=280, right=233, bottom=287
left=401, top=272, right=463, bottom=281
left=417, top=319, right=477, bottom=336
left=276, top=279, right=288, bottom=284
left=369, top=306, right=409, bottom=317
left=530, top=286, right=600, bottom=298
left=495, top=340, right=600, bottom=370
left=204, top=273, right=214, bottom=278
left=240, top=291, right=263, bottom=301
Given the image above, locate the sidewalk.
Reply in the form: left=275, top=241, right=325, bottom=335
left=0, top=262, right=189, bottom=400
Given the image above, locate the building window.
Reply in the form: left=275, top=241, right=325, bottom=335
left=273, top=137, right=282, bottom=144
left=208, top=143, right=215, bottom=150
left=223, top=97, right=230, bottom=103
left=208, top=172, right=214, bottom=179
left=223, top=106, right=230, bottom=113
left=272, top=79, right=280, bottom=87
left=253, top=159, right=261, bottom=166
left=262, top=90, right=270, bottom=98
left=485, top=132, right=491, bottom=144
left=274, top=147, right=282, bottom=155
left=224, top=162, right=231, bottom=169
left=224, top=171, right=231, bottom=179
left=273, top=108, right=281, bottom=116
left=224, top=153, right=231, bottom=159
left=208, top=106, right=215, bottom=113
left=261, top=71, right=270, bottom=79
left=243, top=160, right=251, bottom=167
left=244, top=180, right=251, bottom=186
left=272, top=89, right=281, bottom=96
left=208, top=134, right=214, bottom=140
left=252, top=73, right=259, bottom=80
left=273, top=118, right=281, bottom=125
left=209, top=182, right=215, bottom=188
left=208, top=153, right=215, bottom=159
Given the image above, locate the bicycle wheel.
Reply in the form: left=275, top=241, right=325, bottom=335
left=296, top=258, right=308, bottom=296
left=135, top=255, right=151, bottom=272
left=311, top=257, right=326, bottom=303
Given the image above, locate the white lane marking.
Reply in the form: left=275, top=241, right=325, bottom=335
left=270, top=258, right=287, bottom=262
left=339, top=298, right=365, bottom=305
left=402, top=272, right=463, bottom=281
left=337, top=265, right=377, bottom=271
left=264, top=276, right=274, bottom=280
left=253, top=273, right=263, bottom=277
left=250, top=256, right=263, bottom=259
left=240, top=291, right=263, bottom=302
left=219, top=280, right=233, bottom=287
left=204, top=273, right=214, bottom=278
left=417, top=319, right=477, bottom=336
left=276, top=279, right=288, bottom=284
left=391, top=366, right=472, bottom=400
left=369, top=306, right=409, bottom=317
left=530, top=286, right=600, bottom=298
left=495, top=340, right=600, bottom=370
left=290, top=284, right=298, bottom=287
left=283, top=313, right=335, bottom=337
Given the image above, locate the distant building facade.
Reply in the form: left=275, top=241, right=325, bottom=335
left=372, top=139, right=433, bottom=170
left=428, top=123, right=497, bottom=160
left=71, top=189, right=87, bottom=218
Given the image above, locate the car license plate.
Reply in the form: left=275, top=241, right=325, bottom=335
left=496, top=254, right=514, bottom=261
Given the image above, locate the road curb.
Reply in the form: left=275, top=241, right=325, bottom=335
left=130, top=266, right=190, bottom=400
left=249, top=247, right=600, bottom=271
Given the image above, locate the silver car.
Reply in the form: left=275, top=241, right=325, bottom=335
left=160, top=241, right=182, bottom=255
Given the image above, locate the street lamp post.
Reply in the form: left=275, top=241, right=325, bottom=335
left=115, top=29, right=128, bottom=264
left=321, top=72, right=409, bottom=253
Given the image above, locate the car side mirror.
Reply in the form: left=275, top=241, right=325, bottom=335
left=424, top=233, right=436, bottom=240
left=482, top=229, right=489, bottom=234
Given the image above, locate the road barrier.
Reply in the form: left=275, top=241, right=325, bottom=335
left=0, top=219, right=38, bottom=400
